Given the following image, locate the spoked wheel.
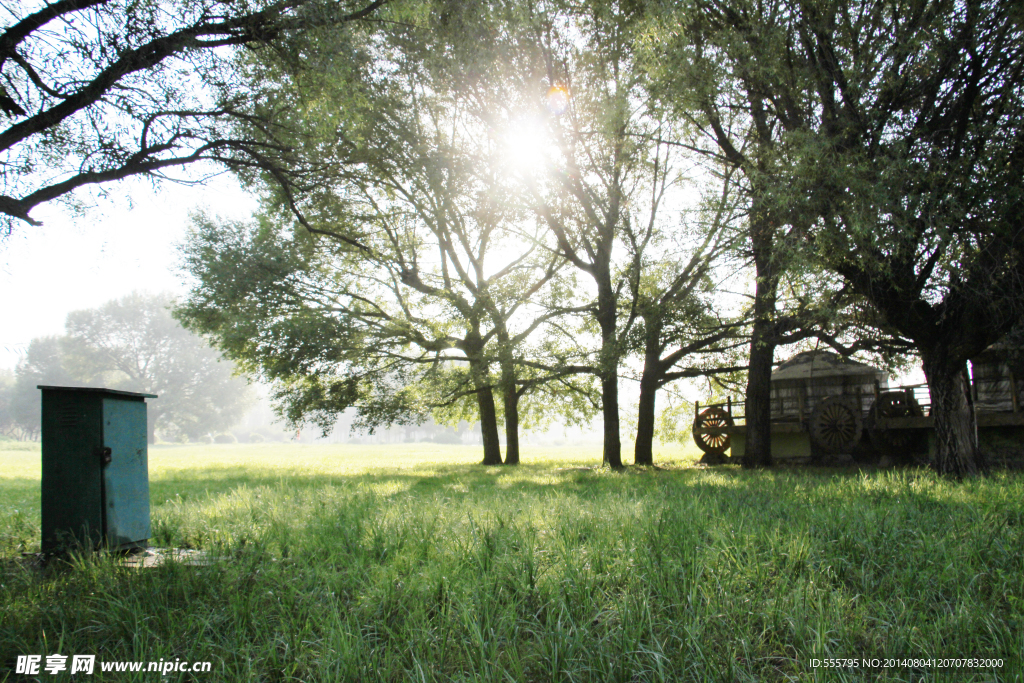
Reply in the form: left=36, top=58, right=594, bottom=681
left=693, top=406, right=734, bottom=458
left=867, top=391, right=924, bottom=462
left=809, top=396, right=863, bottom=454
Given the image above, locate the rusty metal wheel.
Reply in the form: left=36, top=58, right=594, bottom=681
left=693, top=406, right=733, bottom=457
left=809, top=396, right=863, bottom=454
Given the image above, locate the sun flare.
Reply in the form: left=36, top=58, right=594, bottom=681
left=546, top=85, right=569, bottom=115
left=501, top=115, right=553, bottom=175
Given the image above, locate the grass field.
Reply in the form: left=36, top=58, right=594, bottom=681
left=1, top=442, right=1021, bottom=682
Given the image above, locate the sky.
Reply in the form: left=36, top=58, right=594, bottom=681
left=0, top=172, right=258, bottom=371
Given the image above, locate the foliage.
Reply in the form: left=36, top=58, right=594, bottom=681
left=0, top=0, right=386, bottom=233
left=740, top=0, right=1024, bottom=357
left=645, top=0, right=1021, bottom=475
left=7, top=336, right=85, bottom=441
left=788, top=0, right=1024, bottom=478
left=8, top=292, right=253, bottom=442
left=400, top=0, right=736, bottom=465
left=178, top=212, right=463, bottom=437
left=0, top=367, right=26, bottom=440
left=1, top=443, right=1021, bottom=680
left=177, top=7, right=605, bottom=456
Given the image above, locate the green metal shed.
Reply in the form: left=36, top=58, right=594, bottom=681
left=39, top=385, right=157, bottom=554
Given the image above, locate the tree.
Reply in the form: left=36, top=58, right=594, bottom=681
left=0, top=368, right=14, bottom=438
left=10, top=292, right=253, bottom=442
left=211, top=0, right=763, bottom=468
left=647, top=0, right=931, bottom=469
left=179, top=213, right=445, bottom=437
left=654, top=0, right=1024, bottom=477
left=789, top=0, right=1024, bottom=477
left=8, top=335, right=83, bottom=440
left=176, top=31, right=564, bottom=464
left=479, top=0, right=689, bottom=468
left=627, top=171, right=749, bottom=464
left=0, top=0, right=385, bottom=233
left=646, top=0, right=824, bottom=468
left=659, top=0, right=1024, bottom=477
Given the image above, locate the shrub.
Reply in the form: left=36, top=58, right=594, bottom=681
left=249, top=432, right=265, bottom=443
left=214, top=433, right=237, bottom=444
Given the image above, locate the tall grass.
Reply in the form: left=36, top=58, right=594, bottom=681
left=1, top=443, right=1021, bottom=681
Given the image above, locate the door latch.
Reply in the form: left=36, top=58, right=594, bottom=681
left=95, top=446, right=112, bottom=465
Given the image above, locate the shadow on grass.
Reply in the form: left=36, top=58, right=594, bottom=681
left=146, top=459, right=1000, bottom=515
left=7, top=458, right=1021, bottom=559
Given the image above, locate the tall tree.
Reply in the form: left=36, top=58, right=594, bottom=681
left=485, top=0, right=679, bottom=468
left=788, top=0, right=1024, bottom=477
left=409, top=0, right=607, bottom=464
left=178, top=16, right=580, bottom=464
left=654, top=0, right=1024, bottom=477
left=0, top=0, right=384, bottom=233
left=628, top=171, right=748, bottom=464
left=425, top=0, right=753, bottom=467
left=10, top=293, right=252, bottom=442
left=646, top=0, right=816, bottom=468
left=647, top=0, right=912, bottom=468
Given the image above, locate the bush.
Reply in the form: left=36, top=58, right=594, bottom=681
left=198, top=435, right=214, bottom=444
left=249, top=432, right=265, bottom=443
left=214, top=433, right=237, bottom=444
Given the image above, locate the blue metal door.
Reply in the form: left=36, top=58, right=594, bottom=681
left=102, top=398, right=151, bottom=547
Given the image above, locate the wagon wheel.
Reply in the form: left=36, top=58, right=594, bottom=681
left=692, top=406, right=733, bottom=457
left=809, top=396, right=863, bottom=454
left=866, top=391, right=924, bottom=461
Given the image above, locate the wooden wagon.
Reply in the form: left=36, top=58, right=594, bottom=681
left=692, top=347, right=1024, bottom=465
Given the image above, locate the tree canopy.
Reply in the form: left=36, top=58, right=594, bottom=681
left=642, top=0, right=1024, bottom=475
left=8, top=292, right=253, bottom=442
left=0, top=0, right=385, bottom=233
left=176, top=7, right=602, bottom=463
left=160, top=0, right=1024, bottom=475
left=175, top=0, right=768, bottom=467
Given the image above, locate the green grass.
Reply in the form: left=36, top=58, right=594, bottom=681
left=1, top=443, right=1021, bottom=681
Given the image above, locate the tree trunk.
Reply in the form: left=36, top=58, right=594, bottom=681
left=634, top=358, right=659, bottom=466
left=147, top=412, right=157, bottom=445
left=470, top=358, right=503, bottom=465
left=503, top=383, right=520, bottom=465
left=476, top=385, right=503, bottom=465
left=497, top=346, right=521, bottom=465
left=744, top=325, right=776, bottom=468
left=597, top=331, right=623, bottom=468
left=921, top=351, right=982, bottom=478
left=743, top=213, right=778, bottom=469
left=634, top=376, right=658, bottom=466
left=596, top=264, right=623, bottom=468
left=601, top=372, right=623, bottom=467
